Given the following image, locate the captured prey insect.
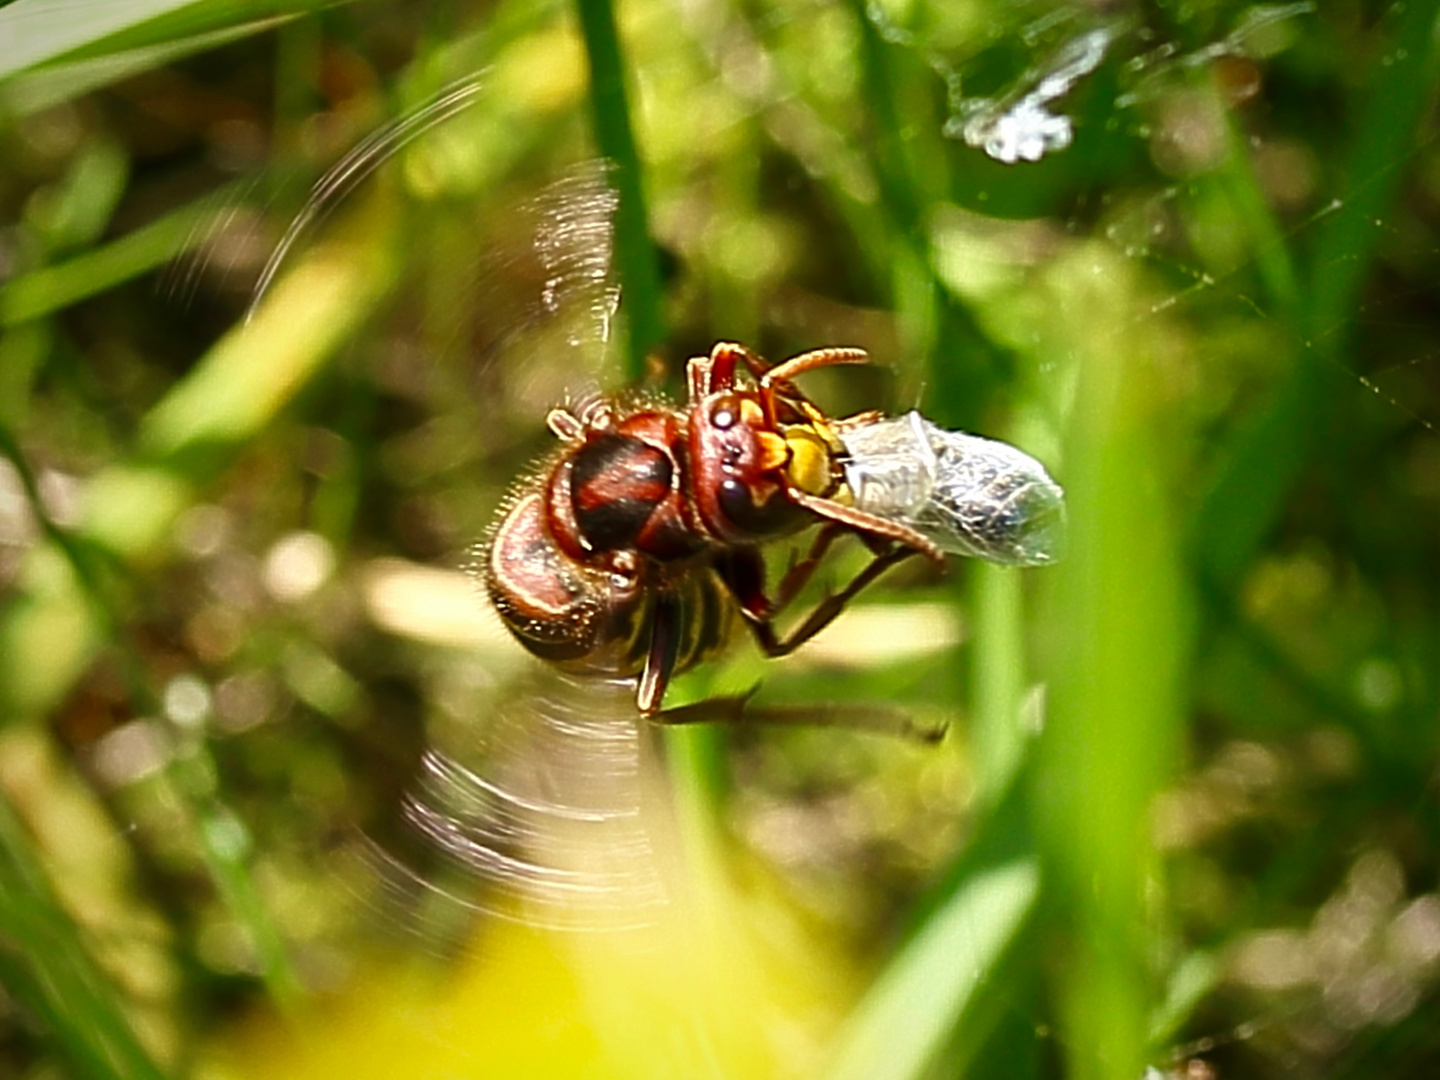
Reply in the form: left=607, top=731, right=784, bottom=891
left=839, top=410, right=1066, bottom=568
left=480, top=341, right=1066, bottom=717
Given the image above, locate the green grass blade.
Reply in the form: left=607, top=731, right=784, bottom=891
left=822, top=855, right=1040, bottom=1080
left=0, top=191, right=236, bottom=326
left=1035, top=247, right=1188, bottom=1080
left=0, top=792, right=170, bottom=1080
left=968, top=564, right=1029, bottom=804
left=0, top=18, right=291, bottom=116
left=0, top=0, right=339, bottom=81
left=1207, top=73, right=1301, bottom=319
left=1303, top=0, right=1440, bottom=345
left=168, top=751, right=306, bottom=1012
left=1192, top=0, right=1440, bottom=587
left=0, top=0, right=209, bottom=79
left=573, top=0, right=664, bottom=380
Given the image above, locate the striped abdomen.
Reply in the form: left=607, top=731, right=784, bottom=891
left=482, top=486, right=731, bottom=681
left=482, top=414, right=730, bottom=685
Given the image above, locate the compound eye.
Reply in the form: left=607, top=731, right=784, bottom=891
left=718, top=478, right=755, bottom=525
left=718, top=477, right=793, bottom=534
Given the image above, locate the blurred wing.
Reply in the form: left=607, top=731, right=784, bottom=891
left=530, top=159, right=621, bottom=365
left=357, top=672, right=667, bottom=939
left=455, top=157, right=624, bottom=404
left=246, top=77, right=486, bottom=321
left=236, top=99, right=637, bottom=936
left=181, top=74, right=623, bottom=396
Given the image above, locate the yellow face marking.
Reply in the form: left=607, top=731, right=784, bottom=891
left=739, top=398, right=765, bottom=426
left=796, top=402, right=845, bottom=452
left=782, top=427, right=835, bottom=495
left=756, top=430, right=790, bottom=472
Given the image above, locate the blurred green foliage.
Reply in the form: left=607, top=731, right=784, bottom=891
left=1, top=0, right=1439, bottom=1078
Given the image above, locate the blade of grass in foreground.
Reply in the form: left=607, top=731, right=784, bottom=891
left=0, top=20, right=292, bottom=116
left=0, top=0, right=208, bottom=79
left=0, top=0, right=344, bottom=82
left=1034, top=242, right=1188, bottom=1080
left=969, top=563, right=1030, bottom=805
left=573, top=0, right=664, bottom=380
left=0, top=793, right=169, bottom=1080
left=821, top=842, right=1039, bottom=1080
left=822, top=554, right=1042, bottom=1080
left=0, top=190, right=240, bottom=326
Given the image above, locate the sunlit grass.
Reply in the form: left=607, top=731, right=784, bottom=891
left=1, top=0, right=1439, bottom=1078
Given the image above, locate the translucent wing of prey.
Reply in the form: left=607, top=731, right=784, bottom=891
left=839, top=411, right=1066, bottom=567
